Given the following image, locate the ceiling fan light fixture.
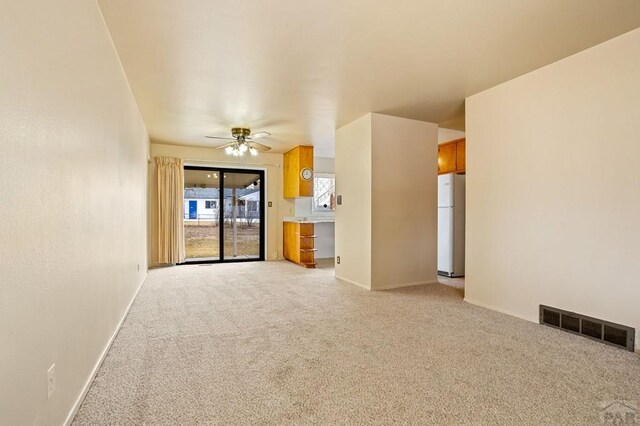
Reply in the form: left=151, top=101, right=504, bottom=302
left=210, top=127, right=270, bottom=157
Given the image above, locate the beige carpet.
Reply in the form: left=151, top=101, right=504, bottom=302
left=73, top=261, right=640, bottom=425
left=437, top=275, right=465, bottom=290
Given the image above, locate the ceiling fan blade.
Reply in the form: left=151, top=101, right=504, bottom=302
left=250, top=131, right=271, bottom=139
left=248, top=141, right=272, bottom=152
left=205, top=135, right=234, bottom=140
left=214, top=141, right=236, bottom=150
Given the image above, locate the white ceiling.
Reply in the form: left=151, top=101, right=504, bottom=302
left=98, top=0, right=640, bottom=157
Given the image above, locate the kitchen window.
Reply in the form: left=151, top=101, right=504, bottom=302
left=313, top=173, right=335, bottom=211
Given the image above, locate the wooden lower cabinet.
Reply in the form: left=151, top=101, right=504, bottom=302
left=284, top=222, right=317, bottom=268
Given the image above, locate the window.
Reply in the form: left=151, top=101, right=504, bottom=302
left=247, top=200, right=259, bottom=212
left=313, top=173, right=335, bottom=211
left=205, top=200, right=217, bottom=209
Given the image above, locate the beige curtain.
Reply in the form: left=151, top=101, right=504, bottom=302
left=153, top=156, right=185, bottom=264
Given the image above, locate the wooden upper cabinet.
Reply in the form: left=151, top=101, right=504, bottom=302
left=438, top=138, right=465, bottom=175
left=284, top=146, right=314, bottom=198
left=456, top=139, right=466, bottom=171
left=438, top=142, right=457, bottom=174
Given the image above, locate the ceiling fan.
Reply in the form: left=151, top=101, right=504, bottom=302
left=205, top=128, right=271, bottom=157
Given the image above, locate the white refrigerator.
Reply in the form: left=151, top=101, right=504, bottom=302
left=438, top=173, right=465, bottom=277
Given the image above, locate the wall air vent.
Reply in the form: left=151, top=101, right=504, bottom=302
left=540, top=305, right=635, bottom=352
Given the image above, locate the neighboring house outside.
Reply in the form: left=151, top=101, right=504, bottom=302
left=183, top=187, right=260, bottom=224
left=183, top=188, right=219, bottom=222
left=239, top=190, right=260, bottom=214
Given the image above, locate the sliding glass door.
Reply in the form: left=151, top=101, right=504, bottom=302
left=223, top=172, right=263, bottom=260
left=183, top=168, right=221, bottom=261
left=183, top=166, right=264, bottom=263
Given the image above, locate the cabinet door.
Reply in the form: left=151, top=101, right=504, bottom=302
left=283, top=222, right=300, bottom=263
left=438, top=143, right=457, bottom=174
left=298, top=147, right=314, bottom=197
left=283, top=146, right=314, bottom=198
left=456, top=139, right=465, bottom=172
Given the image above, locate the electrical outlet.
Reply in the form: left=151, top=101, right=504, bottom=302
left=268, top=201, right=273, bottom=207
left=337, top=256, right=340, bottom=264
left=47, top=364, right=56, bottom=399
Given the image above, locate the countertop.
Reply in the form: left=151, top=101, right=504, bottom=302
left=283, top=216, right=335, bottom=223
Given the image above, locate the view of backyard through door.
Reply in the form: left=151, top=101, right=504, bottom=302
left=183, top=167, right=264, bottom=262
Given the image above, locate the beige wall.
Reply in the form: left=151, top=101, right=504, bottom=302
left=465, top=28, right=640, bottom=349
left=371, top=114, right=439, bottom=290
left=335, top=114, right=373, bottom=288
left=0, top=1, right=149, bottom=424
left=291, top=156, right=335, bottom=217
left=335, top=113, right=438, bottom=290
left=150, top=143, right=288, bottom=262
left=314, top=156, right=335, bottom=174
left=438, top=128, right=465, bottom=144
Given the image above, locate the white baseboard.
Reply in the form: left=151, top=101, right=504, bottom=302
left=465, top=298, right=639, bottom=354
left=463, top=297, right=538, bottom=323
left=375, top=279, right=439, bottom=291
left=334, top=276, right=440, bottom=291
left=63, top=272, right=147, bottom=426
left=335, top=275, right=370, bottom=290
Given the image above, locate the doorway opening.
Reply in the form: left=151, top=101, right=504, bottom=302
left=183, top=166, right=265, bottom=263
left=437, top=172, right=465, bottom=291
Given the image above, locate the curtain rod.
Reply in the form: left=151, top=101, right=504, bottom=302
left=177, top=158, right=280, bottom=168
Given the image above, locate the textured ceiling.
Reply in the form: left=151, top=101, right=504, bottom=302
left=98, top=0, right=640, bottom=156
